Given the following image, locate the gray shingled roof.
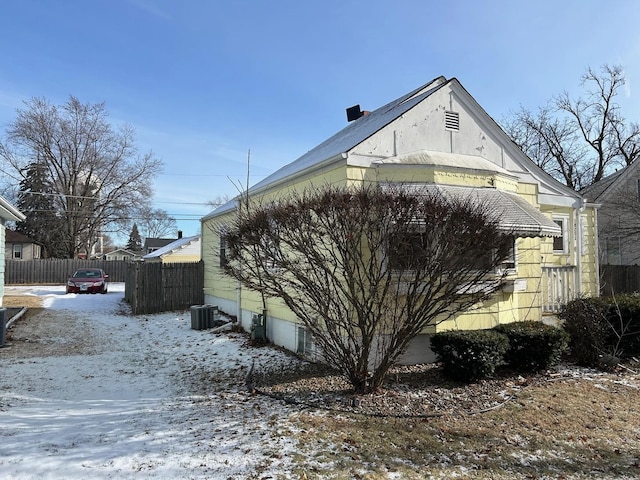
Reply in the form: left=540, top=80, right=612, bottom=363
left=580, top=168, right=627, bottom=202
left=143, top=238, right=176, bottom=250
left=205, top=76, right=448, bottom=218
left=420, top=184, right=562, bottom=237
left=203, top=75, right=577, bottom=223
left=6, top=229, right=38, bottom=244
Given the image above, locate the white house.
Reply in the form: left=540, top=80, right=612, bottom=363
left=581, top=161, right=640, bottom=265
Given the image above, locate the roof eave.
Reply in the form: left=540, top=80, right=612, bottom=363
left=0, top=196, right=25, bottom=222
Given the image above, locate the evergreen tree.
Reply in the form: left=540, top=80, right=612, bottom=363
left=126, top=223, right=142, bottom=252
left=15, top=161, right=66, bottom=257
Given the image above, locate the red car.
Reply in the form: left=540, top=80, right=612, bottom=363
left=66, top=268, right=109, bottom=294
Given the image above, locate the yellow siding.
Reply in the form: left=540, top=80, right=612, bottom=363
left=162, top=254, right=200, bottom=263
left=202, top=209, right=237, bottom=308
left=435, top=236, right=545, bottom=333
left=373, top=164, right=518, bottom=191
left=580, top=208, right=599, bottom=296
left=202, top=161, right=599, bottom=346
left=202, top=164, right=350, bottom=320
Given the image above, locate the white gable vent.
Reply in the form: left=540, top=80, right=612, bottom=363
left=445, top=111, right=460, bottom=131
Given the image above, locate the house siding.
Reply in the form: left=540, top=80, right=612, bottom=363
left=593, top=171, right=640, bottom=265
left=4, top=242, right=40, bottom=261
left=156, top=240, right=201, bottom=263
left=202, top=164, right=350, bottom=332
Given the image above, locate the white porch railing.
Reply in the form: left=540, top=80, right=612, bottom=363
left=541, top=266, right=577, bottom=313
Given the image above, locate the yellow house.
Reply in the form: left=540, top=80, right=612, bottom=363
left=142, top=234, right=201, bottom=263
left=201, top=76, right=599, bottom=364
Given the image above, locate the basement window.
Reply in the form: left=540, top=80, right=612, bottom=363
left=445, top=111, right=460, bottom=131
left=297, top=326, right=316, bottom=357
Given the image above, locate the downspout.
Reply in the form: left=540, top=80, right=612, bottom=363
left=236, top=200, right=243, bottom=326
left=575, top=198, right=587, bottom=296
left=593, top=204, right=601, bottom=296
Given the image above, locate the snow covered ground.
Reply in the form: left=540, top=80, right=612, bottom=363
left=0, top=284, right=308, bottom=479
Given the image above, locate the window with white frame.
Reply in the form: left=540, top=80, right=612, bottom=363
left=219, top=226, right=228, bottom=268
left=605, top=236, right=621, bottom=265
left=13, top=244, right=22, bottom=259
left=388, top=222, right=427, bottom=271
left=552, top=216, right=569, bottom=254
left=496, top=238, right=517, bottom=274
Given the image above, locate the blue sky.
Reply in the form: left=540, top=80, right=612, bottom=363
left=1, top=0, right=639, bottom=242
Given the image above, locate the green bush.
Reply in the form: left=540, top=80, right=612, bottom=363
left=559, top=295, right=640, bottom=367
left=494, top=321, right=569, bottom=372
left=431, top=329, right=509, bottom=382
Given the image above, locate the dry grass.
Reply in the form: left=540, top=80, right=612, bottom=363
left=3, top=295, right=44, bottom=309
left=284, top=373, right=640, bottom=479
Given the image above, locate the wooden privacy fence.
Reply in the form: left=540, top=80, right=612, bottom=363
left=6, top=259, right=129, bottom=284
left=124, top=261, right=204, bottom=315
left=600, top=264, right=640, bottom=295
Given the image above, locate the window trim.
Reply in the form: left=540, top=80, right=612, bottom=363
left=13, top=243, right=23, bottom=259
left=496, top=238, right=518, bottom=276
left=219, top=225, right=228, bottom=268
left=552, top=216, right=570, bottom=254
left=605, top=235, right=621, bottom=265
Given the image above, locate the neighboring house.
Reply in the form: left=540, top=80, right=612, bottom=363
left=201, top=76, right=599, bottom=364
left=104, top=248, right=142, bottom=261
left=581, top=162, right=640, bottom=265
left=0, top=196, right=26, bottom=306
left=142, top=235, right=201, bottom=263
left=143, top=236, right=179, bottom=255
left=5, top=229, right=41, bottom=260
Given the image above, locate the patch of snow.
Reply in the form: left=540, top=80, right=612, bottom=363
left=0, top=284, right=311, bottom=479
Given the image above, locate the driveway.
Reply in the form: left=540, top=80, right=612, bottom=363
left=0, top=284, right=300, bottom=479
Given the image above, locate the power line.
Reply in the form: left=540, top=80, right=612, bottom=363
left=158, top=173, right=268, bottom=177
left=15, top=191, right=224, bottom=207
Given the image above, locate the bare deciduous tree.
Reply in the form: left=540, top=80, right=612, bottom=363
left=0, top=96, right=162, bottom=258
left=136, top=206, right=178, bottom=240
left=221, top=185, right=514, bottom=394
left=503, top=65, right=640, bottom=190
left=207, top=194, right=233, bottom=209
